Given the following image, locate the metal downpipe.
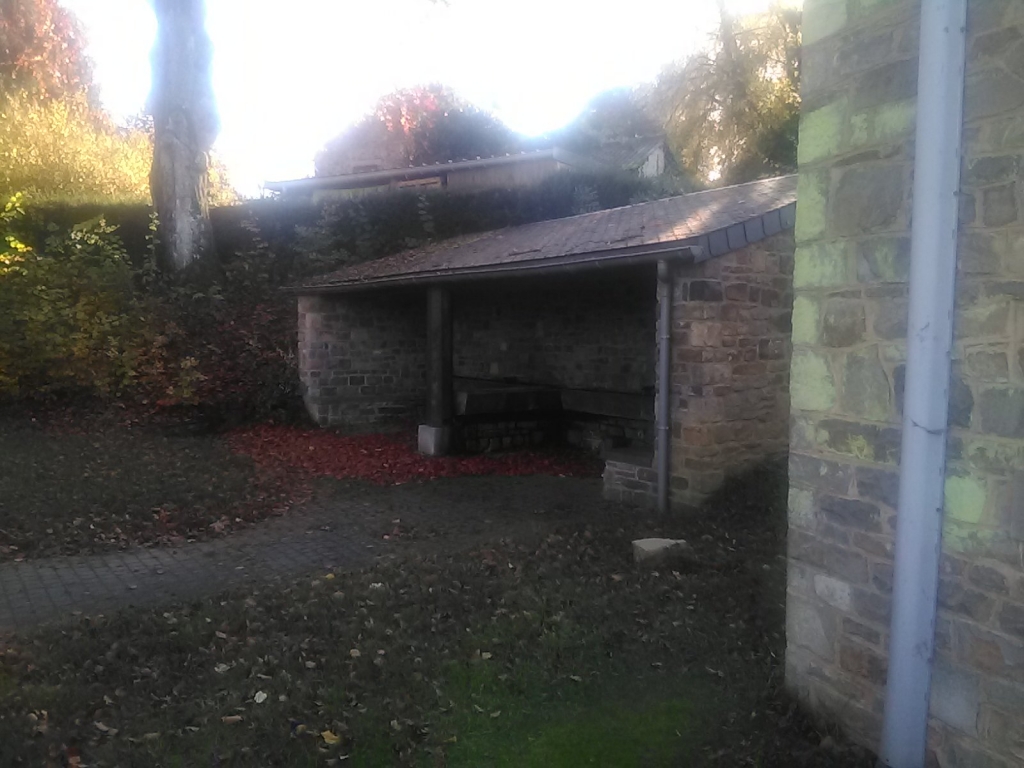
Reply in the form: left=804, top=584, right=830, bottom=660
left=879, top=0, right=967, bottom=765
left=657, top=260, right=672, bottom=514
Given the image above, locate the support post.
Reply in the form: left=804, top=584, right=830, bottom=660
left=419, top=287, right=453, bottom=456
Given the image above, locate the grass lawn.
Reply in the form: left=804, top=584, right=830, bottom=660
left=0, top=410, right=299, bottom=559
left=0, top=466, right=874, bottom=767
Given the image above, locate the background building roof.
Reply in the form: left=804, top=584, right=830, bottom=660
left=265, top=148, right=604, bottom=195
left=584, top=136, right=666, bottom=171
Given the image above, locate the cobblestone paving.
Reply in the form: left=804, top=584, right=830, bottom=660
left=0, top=498, right=379, bottom=632
left=0, top=476, right=612, bottom=633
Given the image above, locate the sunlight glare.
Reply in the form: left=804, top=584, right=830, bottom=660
left=59, top=0, right=799, bottom=195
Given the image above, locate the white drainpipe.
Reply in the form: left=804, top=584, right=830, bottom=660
left=879, top=0, right=967, bottom=765
left=657, top=260, right=672, bottom=513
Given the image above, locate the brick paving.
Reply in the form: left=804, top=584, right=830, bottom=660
left=0, top=475, right=611, bottom=633
left=0, top=497, right=380, bottom=633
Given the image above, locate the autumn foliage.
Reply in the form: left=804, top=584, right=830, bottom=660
left=0, top=0, right=93, bottom=100
left=0, top=0, right=154, bottom=204
left=227, top=425, right=602, bottom=485
left=316, top=84, right=517, bottom=175
left=0, top=196, right=151, bottom=396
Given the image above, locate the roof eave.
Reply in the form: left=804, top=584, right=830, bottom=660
left=292, top=199, right=797, bottom=295
left=292, top=242, right=705, bottom=295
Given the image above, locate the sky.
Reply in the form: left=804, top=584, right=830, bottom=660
left=61, top=0, right=791, bottom=196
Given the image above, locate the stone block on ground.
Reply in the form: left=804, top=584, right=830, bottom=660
left=632, top=537, right=695, bottom=567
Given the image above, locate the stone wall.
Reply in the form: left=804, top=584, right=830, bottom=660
left=452, top=275, right=656, bottom=393
left=297, top=274, right=656, bottom=433
left=456, top=418, right=556, bottom=453
left=298, top=225, right=796, bottom=516
left=600, top=230, right=796, bottom=510
left=787, top=1, right=1024, bottom=764
left=668, top=231, right=796, bottom=509
left=297, top=292, right=427, bottom=429
left=564, top=414, right=651, bottom=452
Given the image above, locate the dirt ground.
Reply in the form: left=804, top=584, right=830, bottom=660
left=0, top=462, right=876, bottom=767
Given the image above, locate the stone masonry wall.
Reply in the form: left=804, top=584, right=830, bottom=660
left=603, top=454, right=659, bottom=507
left=669, top=231, right=796, bottom=509
left=788, top=1, right=1024, bottom=764
left=297, top=292, right=426, bottom=429
left=452, top=276, right=656, bottom=394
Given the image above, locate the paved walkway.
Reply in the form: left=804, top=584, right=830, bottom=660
left=0, top=497, right=380, bottom=633
left=0, top=475, right=611, bottom=634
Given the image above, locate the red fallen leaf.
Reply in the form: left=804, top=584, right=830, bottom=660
left=225, top=425, right=600, bottom=486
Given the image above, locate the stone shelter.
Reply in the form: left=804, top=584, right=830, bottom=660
left=295, top=176, right=797, bottom=510
left=787, top=0, right=1024, bottom=765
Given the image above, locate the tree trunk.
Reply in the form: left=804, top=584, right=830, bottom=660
left=149, top=0, right=218, bottom=272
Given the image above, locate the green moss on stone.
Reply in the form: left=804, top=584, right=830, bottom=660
left=792, top=296, right=821, bottom=345
left=942, top=473, right=992, bottom=553
left=964, top=438, right=1024, bottom=473
left=799, top=100, right=847, bottom=164
left=795, top=172, right=829, bottom=243
left=850, top=114, right=870, bottom=147
left=874, top=100, right=917, bottom=142
left=944, top=473, right=988, bottom=525
left=841, top=349, right=892, bottom=422
left=814, top=418, right=901, bottom=464
left=819, top=426, right=875, bottom=460
left=943, top=519, right=990, bottom=554
left=795, top=241, right=848, bottom=288
left=957, top=302, right=1010, bottom=339
left=849, top=101, right=917, bottom=151
left=803, top=0, right=847, bottom=45
left=791, top=351, right=837, bottom=412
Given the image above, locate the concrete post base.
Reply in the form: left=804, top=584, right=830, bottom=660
left=418, top=424, right=452, bottom=456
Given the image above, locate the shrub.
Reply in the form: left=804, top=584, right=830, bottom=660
left=0, top=168, right=689, bottom=422
left=0, top=194, right=152, bottom=396
left=147, top=238, right=303, bottom=425
left=0, top=195, right=299, bottom=421
left=0, top=92, right=152, bottom=204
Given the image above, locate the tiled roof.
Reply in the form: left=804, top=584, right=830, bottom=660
left=298, top=175, right=797, bottom=292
